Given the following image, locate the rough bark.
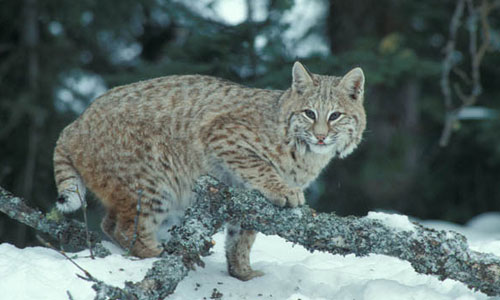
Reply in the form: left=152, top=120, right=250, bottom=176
left=194, top=177, right=500, bottom=296
left=1, top=177, right=500, bottom=297
left=0, top=186, right=109, bottom=257
left=90, top=256, right=188, bottom=300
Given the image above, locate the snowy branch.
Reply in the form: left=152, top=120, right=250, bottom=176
left=0, top=186, right=192, bottom=299
left=0, top=186, right=109, bottom=256
left=190, top=176, right=500, bottom=296
left=89, top=255, right=188, bottom=300
left=1, top=177, right=500, bottom=297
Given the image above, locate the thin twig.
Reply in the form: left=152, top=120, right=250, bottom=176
left=441, top=0, right=465, bottom=111
left=66, top=290, right=74, bottom=300
left=439, top=0, right=499, bottom=146
left=37, top=236, right=132, bottom=299
left=452, top=66, right=471, bottom=84
left=127, top=189, right=143, bottom=255
left=76, top=185, right=94, bottom=259
left=466, top=0, right=480, bottom=99
left=37, top=235, right=98, bottom=282
left=477, top=0, right=495, bottom=63
left=439, top=0, right=466, bottom=147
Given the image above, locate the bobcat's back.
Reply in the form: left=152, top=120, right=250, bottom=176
left=55, top=75, right=282, bottom=213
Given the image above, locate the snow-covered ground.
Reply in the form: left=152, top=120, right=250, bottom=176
left=1, top=212, right=500, bottom=300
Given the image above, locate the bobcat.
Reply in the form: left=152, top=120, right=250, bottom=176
left=53, top=62, right=366, bottom=281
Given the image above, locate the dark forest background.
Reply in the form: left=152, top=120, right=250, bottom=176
left=1, top=0, right=500, bottom=248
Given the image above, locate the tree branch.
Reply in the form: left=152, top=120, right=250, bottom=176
left=191, top=177, right=500, bottom=296
left=439, top=0, right=500, bottom=146
left=1, top=177, right=500, bottom=297
left=0, top=186, right=109, bottom=256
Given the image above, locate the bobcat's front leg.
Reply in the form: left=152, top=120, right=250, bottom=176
left=215, top=147, right=305, bottom=208
left=253, top=166, right=305, bottom=208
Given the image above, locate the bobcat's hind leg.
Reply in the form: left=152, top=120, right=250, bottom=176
left=104, top=199, right=169, bottom=258
left=225, top=223, right=264, bottom=281
left=112, top=211, right=163, bottom=257
left=101, top=209, right=117, bottom=243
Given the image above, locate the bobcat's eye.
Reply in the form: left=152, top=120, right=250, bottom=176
left=329, top=112, right=342, bottom=121
left=304, top=109, right=316, bottom=120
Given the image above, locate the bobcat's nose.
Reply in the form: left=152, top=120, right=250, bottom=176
left=316, top=134, right=326, bottom=144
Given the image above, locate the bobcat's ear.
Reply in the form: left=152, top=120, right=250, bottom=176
left=339, top=67, right=365, bottom=101
left=292, top=61, right=314, bottom=94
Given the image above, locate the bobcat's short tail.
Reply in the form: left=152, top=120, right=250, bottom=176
left=53, top=141, right=86, bottom=213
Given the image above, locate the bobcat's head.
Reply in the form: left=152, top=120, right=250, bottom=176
left=283, top=62, right=366, bottom=158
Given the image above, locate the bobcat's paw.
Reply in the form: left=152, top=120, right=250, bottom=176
left=266, top=193, right=287, bottom=207
left=129, top=241, right=163, bottom=258
left=284, top=187, right=305, bottom=208
left=229, top=268, right=265, bottom=281
left=265, top=188, right=305, bottom=208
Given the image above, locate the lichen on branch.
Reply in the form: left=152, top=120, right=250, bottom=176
left=191, top=176, right=500, bottom=296
left=1, top=177, right=499, bottom=297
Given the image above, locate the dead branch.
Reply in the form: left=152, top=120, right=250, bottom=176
left=439, top=0, right=500, bottom=146
left=0, top=185, right=190, bottom=299
left=0, top=186, right=109, bottom=256
left=1, top=177, right=500, bottom=297
left=194, top=177, right=500, bottom=296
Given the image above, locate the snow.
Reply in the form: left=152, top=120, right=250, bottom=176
left=365, top=211, right=416, bottom=232
left=419, top=212, right=500, bottom=256
left=1, top=213, right=499, bottom=300
left=0, top=241, right=155, bottom=300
